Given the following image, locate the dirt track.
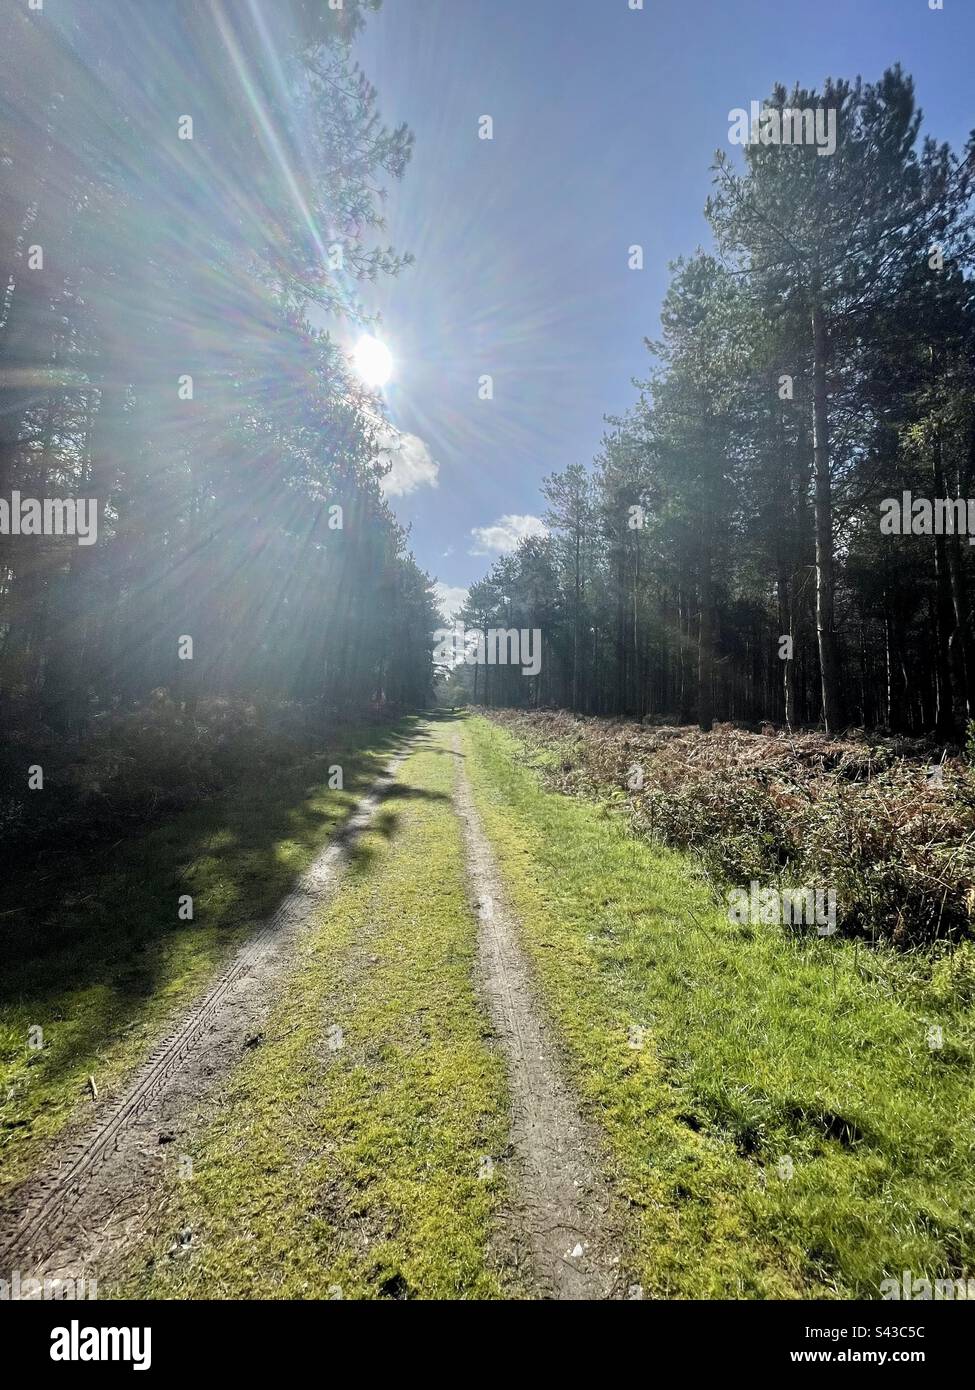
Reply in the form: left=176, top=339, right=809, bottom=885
left=453, top=731, right=621, bottom=1299
left=1, top=721, right=622, bottom=1299
left=0, top=741, right=416, bottom=1285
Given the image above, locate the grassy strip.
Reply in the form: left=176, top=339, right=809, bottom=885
left=462, top=715, right=975, bottom=1299
left=0, top=719, right=415, bottom=1195
left=122, top=720, right=513, bottom=1300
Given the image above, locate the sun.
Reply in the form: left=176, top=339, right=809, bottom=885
left=352, top=333, right=393, bottom=388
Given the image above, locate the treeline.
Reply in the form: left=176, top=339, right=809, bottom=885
left=0, top=0, right=438, bottom=748
left=458, top=71, right=975, bottom=737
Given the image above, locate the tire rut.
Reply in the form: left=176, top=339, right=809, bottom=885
left=451, top=729, right=623, bottom=1300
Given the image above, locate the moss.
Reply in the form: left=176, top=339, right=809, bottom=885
left=121, top=727, right=514, bottom=1300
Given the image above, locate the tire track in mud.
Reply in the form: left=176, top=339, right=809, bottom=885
left=0, top=739, right=417, bottom=1279
left=451, top=728, right=624, bottom=1300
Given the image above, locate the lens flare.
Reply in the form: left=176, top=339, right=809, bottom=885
left=353, top=333, right=393, bottom=387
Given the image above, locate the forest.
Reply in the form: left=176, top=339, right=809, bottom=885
left=454, top=70, right=975, bottom=739
left=0, top=0, right=438, bottom=853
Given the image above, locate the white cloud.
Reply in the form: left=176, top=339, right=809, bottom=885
left=377, top=430, right=439, bottom=497
left=469, top=513, right=548, bottom=556
left=433, top=582, right=468, bottom=624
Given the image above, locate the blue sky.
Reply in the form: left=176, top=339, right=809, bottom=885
left=350, top=0, right=974, bottom=619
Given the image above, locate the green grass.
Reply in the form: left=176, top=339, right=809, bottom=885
left=122, top=721, right=514, bottom=1300
left=0, top=718, right=416, bottom=1195
left=461, top=715, right=975, bottom=1299
left=21, top=709, right=973, bottom=1299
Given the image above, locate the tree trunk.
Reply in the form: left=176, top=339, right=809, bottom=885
left=932, top=435, right=965, bottom=737
left=572, top=527, right=580, bottom=712
left=810, top=295, right=841, bottom=733
left=697, top=518, right=714, bottom=732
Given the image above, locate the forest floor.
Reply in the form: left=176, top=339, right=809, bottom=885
left=1, top=713, right=973, bottom=1298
